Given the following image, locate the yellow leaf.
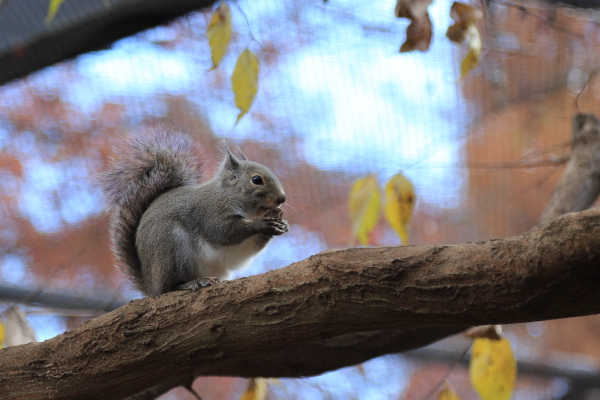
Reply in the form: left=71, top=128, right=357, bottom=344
left=207, top=1, right=232, bottom=69
left=469, top=337, right=517, bottom=400
left=349, top=175, right=381, bottom=246
left=231, top=49, right=259, bottom=123
left=460, top=22, right=481, bottom=79
left=240, top=378, right=267, bottom=400
left=0, top=319, right=4, bottom=349
left=45, top=0, right=66, bottom=25
left=384, top=173, right=415, bottom=245
left=439, top=384, right=462, bottom=400
left=446, top=2, right=483, bottom=78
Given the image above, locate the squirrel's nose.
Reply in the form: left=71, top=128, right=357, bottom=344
left=276, top=193, right=287, bottom=205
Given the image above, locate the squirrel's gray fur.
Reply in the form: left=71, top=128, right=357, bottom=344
left=103, top=129, right=288, bottom=296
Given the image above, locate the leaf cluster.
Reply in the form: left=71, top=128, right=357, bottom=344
left=395, top=0, right=483, bottom=78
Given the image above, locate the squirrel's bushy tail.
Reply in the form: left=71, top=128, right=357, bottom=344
left=102, top=129, right=202, bottom=291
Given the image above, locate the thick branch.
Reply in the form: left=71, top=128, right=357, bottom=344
left=4, top=114, right=600, bottom=400
left=204, top=326, right=468, bottom=377
left=124, top=327, right=468, bottom=400
left=3, top=208, right=600, bottom=400
left=0, top=285, right=127, bottom=312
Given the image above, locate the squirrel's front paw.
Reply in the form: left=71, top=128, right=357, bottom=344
left=258, top=216, right=289, bottom=236
left=256, top=208, right=289, bottom=236
left=176, top=277, right=220, bottom=291
left=272, top=219, right=290, bottom=235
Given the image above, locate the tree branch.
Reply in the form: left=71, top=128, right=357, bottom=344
left=0, top=285, right=128, bottom=312
left=3, top=113, right=600, bottom=400
left=123, top=327, right=469, bottom=400
left=204, top=326, right=469, bottom=378
left=3, top=206, right=600, bottom=399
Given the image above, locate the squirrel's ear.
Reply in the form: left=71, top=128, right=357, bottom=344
left=225, top=146, right=241, bottom=170
left=237, top=148, right=248, bottom=161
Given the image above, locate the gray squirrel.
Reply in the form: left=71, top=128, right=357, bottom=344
left=102, top=129, right=289, bottom=296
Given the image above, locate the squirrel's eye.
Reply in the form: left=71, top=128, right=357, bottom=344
left=252, top=175, right=264, bottom=185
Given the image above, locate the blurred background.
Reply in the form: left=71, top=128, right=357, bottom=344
left=0, top=0, right=599, bottom=398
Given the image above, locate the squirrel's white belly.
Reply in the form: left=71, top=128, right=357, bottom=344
left=195, top=236, right=262, bottom=279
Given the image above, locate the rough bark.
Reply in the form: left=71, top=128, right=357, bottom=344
left=123, top=375, right=196, bottom=400
left=2, top=207, right=600, bottom=399
left=123, top=327, right=469, bottom=400
left=204, top=326, right=469, bottom=377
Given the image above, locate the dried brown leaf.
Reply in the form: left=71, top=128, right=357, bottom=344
left=450, top=1, right=483, bottom=24
left=446, top=1, right=483, bottom=44
left=446, top=2, right=483, bottom=78
left=395, top=0, right=433, bottom=19
left=400, top=15, right=432, bottom=52
left=446, top=22, right=469, bottom=43
left=395, top=0, right=433, bottom=52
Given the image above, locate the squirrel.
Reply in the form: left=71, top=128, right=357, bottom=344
left=102, top=129, right=289, bottom=297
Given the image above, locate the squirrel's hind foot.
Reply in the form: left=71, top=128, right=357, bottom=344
left=176, top=277, right=220, bottom=291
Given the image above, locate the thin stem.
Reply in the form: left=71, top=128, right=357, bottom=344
left=420, top=342, right=472, bottom=400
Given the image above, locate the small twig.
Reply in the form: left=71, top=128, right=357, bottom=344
left=21, top=228, right=103, bottom=304
left=24, top=309, right=106, bottom=318
left=575, top=69, right=599, bottom=113
left=466, top=154, right=570, bottom=170
left=494, top=0, right=584, bottom=38
left=230, top=1, right=265, bottom=50
left=478, top=0, right=490, bottom=38
left=185, top=384, right=204, bottom=400
left=509, top=166, right=562, bottom=201
left=0, top=0, right=14, bottom=15
left=102, top=281, right=127, bottom=312
left=420, top=342, right=472, bottom=400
